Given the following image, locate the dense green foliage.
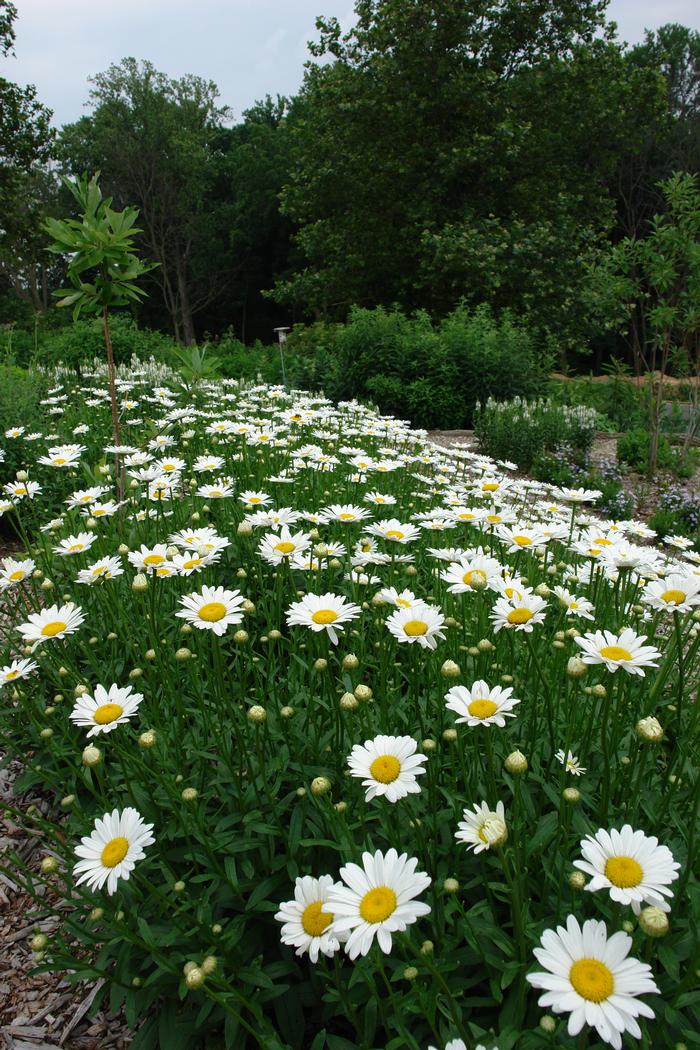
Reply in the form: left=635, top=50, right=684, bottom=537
left=473, top=397, right=599, bottom=472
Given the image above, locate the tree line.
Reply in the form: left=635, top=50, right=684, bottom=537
left=0, top=0, right=698, bottom=363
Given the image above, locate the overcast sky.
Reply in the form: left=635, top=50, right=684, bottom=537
left=4, top=0, right=699, bottom=129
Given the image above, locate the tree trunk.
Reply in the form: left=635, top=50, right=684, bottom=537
left=176, top=254, right=196, bottom=345
left=102, top=306, right=124, bottom=503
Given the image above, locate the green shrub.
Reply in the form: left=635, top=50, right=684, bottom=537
left=34, top=315, right=177, bottom=371
left=617, top=428, right=675, bottom=473
left=474, top=397, right=599, bottom=470
left=549, top=375, right=644, bottom=433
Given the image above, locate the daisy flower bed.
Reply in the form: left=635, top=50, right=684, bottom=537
left=1, top=362, right=699, bottom=1050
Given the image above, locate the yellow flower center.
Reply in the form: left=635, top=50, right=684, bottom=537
left=594, top=537, right=613, bottom=546
left=599, top=645, right=632, bottom=662
left=198, top=602, right=227, bottom=622
left=462, top=569, right=486, bottom=585
left=94, top=702, right=124, bottom=725
left=458, top=513, right=475, bottom=520
left=369, top=754, right=401, bottom=783
left=311, top=609, right=338, bottom=624
left=274, top=541, right=296, bottom=555
left=209, top=490, right=222, bottom=497
left=359, top=886, right=397, bottom=923
left=143, top=554, right=164, bottom=565
left=5, top=670, right=19, bottom=680
left=569, top=959, right=614, bottom=1003
left=507, top=608, right=533, bottom=625
left=661, top=589, right=686, bottom=605
left=8, top=570, right=25, bottom=581
left=182, top=559, right=201, bottom=570
left=248, top=497, right=261, bottom=504
left=301, top=900, right=333, bottom=937
left=468, top=698, right=498, bottom=719
left=513, top=535, right=532, bottom=546
left=69, top=543, right=84, bottom=552
left=41, top=620, right=66, bottom=637
left=54, top=457, right=66, bottom=465
left=404, top=619, right=428, bottom=636
left=396, top=598, right=412, bottom=608
left=605, top=855, right=644, bottom=888
left=338, top=512, right=356, bottom=520
left=486, top=514, right=502, bottom=523
left=385, top=530, right=405, bottom=540
left=101, top=836, right=129, bottom=868
left=482, top=482, right=499, bottom=491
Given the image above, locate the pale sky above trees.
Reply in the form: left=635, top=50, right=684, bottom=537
left=4, top=0, right=700, bottom=128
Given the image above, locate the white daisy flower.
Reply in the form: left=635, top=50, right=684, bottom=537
left=347, top=735, right=427, bottom=802
left=76, top=556, right=124, bottom=584
left=385, top=601, right=446, bottom=650
left=376, top=586, right=418, bottom=609
left=496, top=524, right=548, bottom=552
left=490, top=594, right=548, bottom=633
left=238, top=489, right=272, bottom=506
left=441, top=553, right=502, bottom=593
left=455, top=800, right=508, bottom=853
left=285, top=592, right=361, bottom=645
left=275, top=875, right=344, bottom=963
left=73, top=807, right=155, bottom=895
left=551, top=586, right=595, bottom=620
left=319, top=503, right=371, bottom=523
left=326, top=848, right=431, bottom=959
left=53, top=532, right=97, bottom=556
left=172, top=550, right=219, bottom=575
left=70, top=684, right=143, bottom=737
left=555, top=749, right=586, bottom=775
left=641, top=573, right=700, bottom=614
left=175, top=586, right=246, bottom=635
left=0, top=557, right=36, bottom=589
left=445, top=681, right=520, bottom=727
left=574, top=628, right=661, bottom=676
left=364, top=518, right=421, bottom=544
left=527, top=914, right=659, bottom=1049
left=0, top=657, right=38, bottom=686
left=258, top=526, right=312, bottom=565
left=16, top=603, right=85, bottom=649
left=574, top=825, right=680, bottom=913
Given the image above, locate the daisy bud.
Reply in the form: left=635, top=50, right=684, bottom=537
left=442, top=728, right=457, bottom=743
left=342, top=653, right=359, bottom=670
left=191, top=512, right=201, bottom=522
left=468, top=646, right=480, bottom=656
left=60, top=794, right=75, bottom=809
left=201, top=955, right=218, bottom=975
left=569, top=871, right=586, bottom=891
left=139, top=730, right=157, bottom=749
left=268, top=629, right=282, bottom=640
left=567, top=656, right=587, bottom=679
left=371, top=593, right=386, bottom=606
left=501, top=674, right=513, bottom=684
left=41, top=578, right=54, bottom=591
left=118, top=544, right=129, bottom=554
left=566, top=627, right=579, bottom=639
left=16, top=470, right=28, bottom=481
left=242, top=600, right=256, bottom=613
left=132, top=574, right=148, bottom=592
left=280, top=706, right=294, bottom=718
left=247, top=705, right=266, bottom=723
left=132, top=976, right=142, bottom=987
left=185, top=966, right=205, bottom=990
left=130, top=479, right=139, bottom=490
left=444, top=616, right=459, bottom=628
left=441, top=659, right=460, bottom=678
left=539, top=1016, right=556, bottom=1033
left=639, top=907, right=669, bottom=938
left=98, top=464, right=111, bottom=476
left=176, top=774, right=184, bottom=783
left=622, top=920, right=635, bottom=934
left=422, top=738, right=437, bottom=751
left=340, top=692, right=358, bottom=711
left=236, top=568, right=247, bottom=578
left=314, top=658, right=328, bottom=671
left=237, top=522, right=252, bottom=536
left=443, top=877, right=459, bottom=893
left=504, top=750, right=528, bottom=775
left=535, top=583, right=550, bottom=596
left=296, top=787, right=307, bottom=797
left=212, top=924, right=222, bottom=935
left=31, top=933, right=48, bottom=951
left=175, top=648, right=192, bottom=661
left=181, top=787, right=198, bottom=802
left=145, top=649, right=156, bottom=661
left=592, top=684, right=607, bottom=699
left=180, top=624, right=192, bottom=634
left=403, top=966, right=419, bottom=981
left=693, top=609, right=700, bottom=622
left=58, top=666, right=68, bottom=677
left=334, top=800, right=347, bottom=814
left=90, top=907, right=104, bottom=921
left=129, top=667, right=143, bottom=680
left=563, top=787, right=580, bottom=804
left=41, top=856, right=59, bottom=874
left=85, top=517, right=97, bottom=529
left=636, top=716, right=664, bottom=743
left=354, top=684, right=372, bottom=701
left=552, top=640, right=565, bottom=649
left=173, top=881, right=186, bottom=893
left=477, top=639, right=494, bottom=652
left=32, top=568, right=43, bottom=579
left=405, top=564, right=417, bottom=576
left=420, top=940, right=434, bottom=955
left=107, top=632, right=117, bottom=641
left=233, top=630, right=249, bottom=644
left=310, top=776, right=331, bottom=796
left=201, top=504, right=210, bottom=513
left=82, top=745, right=101, bottom=767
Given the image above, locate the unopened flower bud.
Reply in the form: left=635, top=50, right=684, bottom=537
left=247, top=705, right=266, bottom=723
left=31, top=933, right=48, bottom=951
left=132, top=573, right=148, bottom=592
left=185, top=966, right=205, bottom=990
left=639, top=906, right=669, bottom=938
left=340, top=692, right=358, bottom=711
left=201, top=955, right=218, bottom=975
left=567, top=657, right=587, bottom=679
left=441, top=659, right=460, bottom=678
left=280, top=705, right=294, bottom=718
left=569, top=871, right=586, bottom=891
left=505, top=750, right=528, bottom=775
left=41, top=856, right=59, bottom=874
left=636, top=716, right=663, bottom=743
left=181, top=787, right=198, bottom=802
left=563, top=787, right=580, bottom=804
left=420, top=939, right=434, bottom=955
left=139, top=730, right=157, bottom=749
left=311, top=776, right=331, bottom=796
left=342, top=653, right=359, bottom=670
left=539, top=1016, right=556, bottom=1033
left=403, top=966, right=419, bottom=981
left=354, top=684, right=372, bottom=701
left=314, top=658, right=328, bottom=671
left=175, top=647, right=192, bottom=662
left=82, top=744, right=101, bottom=767
left=443, top=877, right=459, bottom=893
